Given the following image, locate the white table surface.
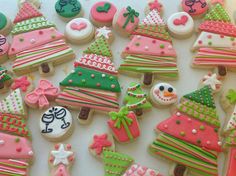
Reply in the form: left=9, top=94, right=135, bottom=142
left=1, top=0, right=236, bottom=175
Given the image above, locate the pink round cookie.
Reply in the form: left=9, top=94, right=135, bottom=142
left=0, top=35, right=9, bottom=63
left=181, top=0, right=208, bottom=17
left=90, top=1, right=117, bottom=27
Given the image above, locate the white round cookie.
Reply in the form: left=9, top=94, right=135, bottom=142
left=150, top=83, right=178, bottom=107
left=65, top=18, right=95, bottom=44
left=167, top=12, right=194, bottom=39
left=18, top=0, right=41, bottom=9
left=40, top=106, right=73, bottom=142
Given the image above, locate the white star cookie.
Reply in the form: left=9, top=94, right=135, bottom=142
left=201, top=73, right=222, bottom=92
left=95, top=26, right=113, bottom=43
left=51, top=144, right=74, bottom=166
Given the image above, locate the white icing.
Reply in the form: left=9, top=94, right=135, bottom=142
left=151, top=83, right=177, bottom=106
left=193, top=31, right=236, bottom=50
left=65, top=18, right=94, bottom=42
left=95, top=26, right=112, bottom=39
left=167, top=12, right=194, bottom=36
left=40, top=106, right=72, bottom=140
left=202, top=73, right=221, bottom=91
left=141, top=9, right=165, bottom=26
left=225, top=105, right=236, bottom=132
left=51, top=144, right=73, bottom=166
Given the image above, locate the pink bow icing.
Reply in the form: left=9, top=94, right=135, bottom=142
left=25, top=79, right=59, bottom=109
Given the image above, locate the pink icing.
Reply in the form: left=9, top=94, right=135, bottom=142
left=107, top=112, right=140, bottom=143
left=182, top=0, right=208, bottom=16
left=124, top=164, right=162, bottom=176
left=123, top=35, right=176, bottom=57
left=157, top=112, right=222, bottom=152
left=116, top=8, right=139, bottom=33
left=70, top=22, right=87, bottom=31
left=90, top=1, right=117, bottom=24
left=0, top=132, right=33, bottom=160
left=226, top=148, right=236, bottom=176
left=8, top=28, right=64, bottom=57
left=11, top=76, right=31, bottom=92
left=148, top=0, right=162, bottom=12
left=173, top=15, right=188, bottom=25
left=52, top=164, right=70, bottom=176
left=90, top=134, right=112, bottom=155
left=0, top=159, right=30, bottom=176
left=0, top=35, right=9, bottom=56
left=25, top=79, right=59, bottom=109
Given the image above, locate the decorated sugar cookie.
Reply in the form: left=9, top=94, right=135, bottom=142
left=0, top=35, right=9, bottom=64
left=40, top=106, right=73, bottom=142
left=49, top=143, right=75, bottom=176
left=95, top=26, right=114, bottom=43
left=18, top=0, right=41, bottom=9
left=200, top=72, right=222, bottom=93
left=25, top=79, right=59, bottom=109
left=89, top=133, right=115, bottom=159
left=0, top=12, right=12, bottom=36
left=0, top=67, right=12, bottom=94
left=124, top=164, right=162, bottom=176
left=113, top=6, right=139, bottom=37
left=65, top=18, right=95, bottom=44
left=167, top=12, right=194, bottom=38
left=145, top=0, right=163, bottom=15
left=124, top=82, right=152, bottom=116
left=11, top=76, right=34, bottom=93
left=90, top=1, right=117, bottom=27
left=150, top=83, right=178, bottom=107
left=181, top=0, right=208, bottom=18
left=55, top=0, right=82, bottom=20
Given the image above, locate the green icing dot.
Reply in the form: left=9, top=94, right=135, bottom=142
left=55, top=0, right=82, bottom=18
left=160, top=44, right=165, bottom=49
left=15, top=138, right=20, bottom=143
left=231, top=37, right=235, bottom=41
left=135, top=43, right=140, bottom=46
left=197, top=139, right=201, bottom=144
left=0, top=12, right=7, bottom=30
left=214, top=128, right=218, bottom=132
left=208, top=41, right=212, bottom=46
left=176, top=120, right=181, bottom=124
left=199, top=125, right=205, bottom=131
left=180, top=131, right=185, bottom=136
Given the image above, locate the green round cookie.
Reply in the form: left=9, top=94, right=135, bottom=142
left=55, top=0, right=82, bottom=18
left=0, top=12, right=7, bottom=30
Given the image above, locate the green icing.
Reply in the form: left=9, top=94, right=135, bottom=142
left=55, top=0, right=81, bottom=18
left=204, top=3, right=231, bottom=22
left=124, top=82, right=152, bottom=111
left=225, top=130, right=236, bottom=147
left=83, top=36, right=112, bottom=57
left=60, top=67, right=121, bottom=93
left=102, top=149, right=134, bottom=176
left=11, top=17, right=55, bottom=35
left=0, top=12, right=7, bottom=30
left=183, top=86, right=215, bottom=108
left=0, top=67, right=11, bottom=83
left=122, top=6, right=139, bottom=29
left=96, top=3, right=111, bottom=13
left=226, top=89, right=236, bottom=104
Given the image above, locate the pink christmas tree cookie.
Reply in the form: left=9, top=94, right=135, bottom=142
left=49, top=143, right=75, bottom=176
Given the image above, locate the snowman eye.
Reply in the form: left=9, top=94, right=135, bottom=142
left=159, top=86, right=164, bottom=91
left=168, top=87, right=173, bottom=92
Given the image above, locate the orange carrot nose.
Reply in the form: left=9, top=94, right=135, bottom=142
left=164, top=91, right=175, bottom=97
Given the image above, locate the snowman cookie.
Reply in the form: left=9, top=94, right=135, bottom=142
left=150, top=83, right=178, bottom=107
left=0, top=12, right=12, bottom=36
left=0, top=35, right=9, bottom=64
left=95, top=26, right=114, bottom=43
left=181, top=0, right=209, bottom=18
left=40, top=106, right=73, bottom=142
left=65, top=18, right=95, bottom=44
left=167, top=12, right=194, bottom=38
left=90, top=1, right=117, bottom=27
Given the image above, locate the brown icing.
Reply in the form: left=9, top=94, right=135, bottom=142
left=143, top=73, right=153, bottom=86
left=174, top=164, right=186, bottom=176
left=79, top=107, right=91, bottom=121
left=41, top=63, right=50, bottom=73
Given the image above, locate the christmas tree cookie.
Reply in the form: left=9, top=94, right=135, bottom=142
left=56, top=35, right=121, bottom=124
left=124, top=82, right=152, bottom=116
left=0, top=66, right=12, bottom=94
left=149, top=85, right=222, bottom=176
left=192, top=3, right=236, bottom=77
left=119, top=9, right=178, bottom=86
left=9, top=2, right=75, bottom=76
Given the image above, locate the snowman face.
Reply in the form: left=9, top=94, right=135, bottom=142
left=151, top=83, right=177, bottom=106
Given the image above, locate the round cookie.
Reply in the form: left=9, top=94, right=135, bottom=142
left=18, top=0, right=41, bottom=9
left=65, top=18, right=95, bottom=44
left=150, top=83, right=178, bottom=107
left=0, top=35, right=9, bottom=64
left=55, top=0, right=82, bottom=20
left=181, top=0, right=208, bottom=18
left=167, top=12, right=194, bottom=39
left=40, top=106, right=73, bottom=142
left=90, top=1, right=117, bottom=27
left=144, top=0, right=163, bottom=15
left=0, top=12, right=12, bottom=36
left=95, top=26, right=114, bottom=44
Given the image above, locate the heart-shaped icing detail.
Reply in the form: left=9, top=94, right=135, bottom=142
left=173, top=15, right=188, bottom=26
left=96, top=3, right=111, bottom=13
left=70, top=22, right=87, bottom=31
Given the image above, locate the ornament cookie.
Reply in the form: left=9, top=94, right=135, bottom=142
left=167, top=12, right=194, bottom=39
left=49, top=143, right=75, bottom=176
left=55, top=0, right=82, bottom=20
left=150, top=82, right=177, bottom=107
left=18, top=0, right=41, bottom=9
left=11, top=76, right=34, bottom=93
left=0, top=35, right=9, bottom=64
left=108, top=107, right=140, bottom=143
left=9, top=2, right=75, bottom=76
left=124, top=82, right=152, bottom=116
left=119, top=9, right=178, bottom=86
left=65, top=18, right=95, bottom=44
left=181, top=0, right=208, bottom=18
left=200, top=72, right=222, bottom=93
left=25, top=79, right=59, bottom=109
left=124, top=164, right=163, bottom=176
left=56, top=35, right=121, bottom=124
left=89, top=133, right=115, bottom=159
left=144, top=0, right=163, bottom=15
left=0, top=12, right=12, bottom=36
left=0, top=66, right=13, bottom=94
left=95, top=26, right=114, bottom=44
left=113, top=6, right=140, bottom=37
left=149, top=85, right=222, bottom=176
left=90, top=1, right=117, bottom=27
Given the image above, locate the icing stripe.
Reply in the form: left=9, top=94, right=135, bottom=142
left=56, top=87, right=119, bottom=112
left=149, top=133, right=218, bottom=176
left=0, top=159, right=29, bottom=176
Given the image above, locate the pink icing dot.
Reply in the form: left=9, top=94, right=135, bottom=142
left=164, top=124, right=168, bottom=129
left=161, top=51, right=165, bottom=55
left=68, top=79, right=73, bottom=83
left=152, top=40, right=156, bottom=44
left=39, top=30, right=43, bottom=35
left=198, top=40, right=202, bottom=44
left=126, top=47, right=130, bottom=50
left=207, top=35, right=212, bottom=39
left=220, top=35, right=224, bottom=38
left=111, top=84, right=115, bottom=88
left=55, top=144, right=59, bottom=150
